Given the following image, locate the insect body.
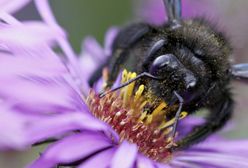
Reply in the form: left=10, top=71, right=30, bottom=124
left=89, top=0, right=248, bottom=150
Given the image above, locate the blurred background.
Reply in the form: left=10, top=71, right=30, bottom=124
left=1, top=0, right=248, bottom=167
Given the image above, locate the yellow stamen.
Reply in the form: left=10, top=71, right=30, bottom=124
left=121, top=69, right=128, bottom=83
left=138, top=111, right=148, bottom=122
left=123, top=72, right=136, bottom=106
left=125, top=72, right=137, bottom=99
left=134, top=84, right=145, bottom=101
left=152, top=102, right=167, bottom=118
left=145, top=102, right=167, bottom=125
left=120, top=69, right=128, bottom=98
left=88, top=69, right=191, bottom=162
left=162, top=126, right=173, bottom=136
left=146, top=114, right=153, bottom=124
left=159, top=111, right=188, bottom=130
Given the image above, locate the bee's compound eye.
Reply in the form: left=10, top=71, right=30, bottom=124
left=149, top=54, right=178, bottom=75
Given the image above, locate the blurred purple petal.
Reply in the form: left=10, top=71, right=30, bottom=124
left=170, top=160, right=201, bottom=168
left=34, top=0, right=60, bottom=28
left=0, top=40, right=85, bottom=114
left=137, top=0, right=165, bottom=25
left=83, top=27, right=118, bottom=63
left=78, top=51, right=98, bottom=94
left=29, top=132, right=114, bottom=168
left=0, top=106, right=112, bottom=151
left=83, top=36, right=105, bottom=62
left=104, top=27, right=119, bottom=56
left=0, top=52, right=66, bottom=77
left=79, top=27, right=118, bottom=94
left=35, top=0, right=84, bottom=90
left=170, top=138, right=248, bottom=168
left=137, top=0, right=220, bottom=25
left=0, top=0, right=31, bottom=13
left=193, top=139, right=248, bottom=156
left=33, top=0, right=84, bottom=107
left=155, top=163, right=172, bottom=168
left=0, top=76, right=84, bottom=114
left=110, top=141, right=138, bottom=168
left=27, top=112, right=112, bottom=144
left=0, top=21, right=64, bottom=48
left=174, top=151, right=248, bottom=168
left=0, top=106, right=30, bottom=150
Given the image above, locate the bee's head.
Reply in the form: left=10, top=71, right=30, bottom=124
left=149, top=54, right=197, bottom=90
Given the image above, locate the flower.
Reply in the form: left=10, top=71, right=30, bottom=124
left=28, top=68, right=248, bottom=168
left=1, top=0, right=248, bottom=168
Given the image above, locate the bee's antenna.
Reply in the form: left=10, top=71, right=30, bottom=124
left=99, top=72, right=161, bottom=98
left=163, top=0, right=182, bottom=26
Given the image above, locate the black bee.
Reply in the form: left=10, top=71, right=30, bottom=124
left=88, top=0, right=248, bottom=150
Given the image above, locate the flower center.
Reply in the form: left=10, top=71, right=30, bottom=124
left=86, top=69, right=187, bottom=162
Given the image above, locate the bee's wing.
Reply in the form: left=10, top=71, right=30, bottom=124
left=231, top=63, right=248, bottom=80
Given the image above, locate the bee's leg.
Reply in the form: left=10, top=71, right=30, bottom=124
left=166, top=91, right=184, bottom=148
left=174, top=91, right=233, bottom=150
left=88, top=23, right=150, bottom=88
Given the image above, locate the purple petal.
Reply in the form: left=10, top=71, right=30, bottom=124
left=0, top=105, right=112, bottom=150
left=155, top=163, right=172, bottom=168
left=78, top=26, right=118, bottom=95
left=78, top=53, right=98, bottom=94
left=35, top=0, right=84, bottom=91
left=136, top=155, right=156, bottom=168
left=0, top=0, right=31, bottom=13
left=177, top=116, right=205, bottom=139
left=79, top=36, right=105, bottom=92
left=34, top=0, right=60, bottom=28
left=0, top=51, right=67, bottom=77
left=172, top=139, right=248, bottom=168
left=0, top=11, right=21, bottom=25
left=110, top=141, right=138, bottom=168
left=36, top=0, right=84, bottom=81
left=79, top=27, right=118, bottom=93
left=78, top=148, right=116, bottom=168
left=194, top=139, right=248, bottom=156
left=0, top=21, right=64, bottom=48
left=0, top=75, right=84, bottom=114
left=0, top=106, right=30, bottom=150
left=170, top=160, right=201, bottom=168
left=174, top=151, right=248, bottom=168
left=27, top=112, right=112, bottom=144
left=137, top=0, right=166, bottom=25
left=0, top=48, right=86, bottom=114
left=0, top=96, right=117, bottom=150
left=29, top=132, right=114, bottom=168
left=82, top=27, right=119, bottom=63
